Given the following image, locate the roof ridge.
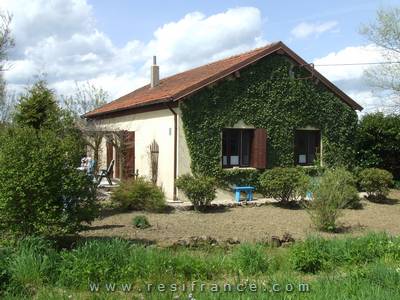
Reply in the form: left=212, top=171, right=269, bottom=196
left=157, top=42, right=279, bottom=83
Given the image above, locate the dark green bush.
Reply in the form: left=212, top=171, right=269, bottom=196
left=259, top=167, right=309, bottom=204
left=0, top=127, right=98, bottom=237
left=111, top=177, right=166, bottom=212
left=306, top=168, right=359, bottom=231
left=176, top=174, right=216, bottom=211
left=359, top=168, right=394, bottom=201
left=132, top=215, right=150, bottom=229
left=356, top=113, right=400, bottom=179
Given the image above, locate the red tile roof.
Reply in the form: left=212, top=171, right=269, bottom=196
left=85, top=41, right=362, bottom=118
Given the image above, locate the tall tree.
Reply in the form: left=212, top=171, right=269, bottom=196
left=0, top=11, right=15, bottom=123
left=14, top=80, right=60, bottom=130
left=360, top=7, right=400, bottom=112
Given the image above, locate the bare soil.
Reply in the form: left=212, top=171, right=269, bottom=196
left=80, top=190, right=400, bottom=246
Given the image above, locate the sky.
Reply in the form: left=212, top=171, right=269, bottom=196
left=2, top=0, right=400, bottom=113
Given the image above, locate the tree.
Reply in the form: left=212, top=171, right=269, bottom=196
left=360, top=7, right=400, bottom=112
left=356, top=112, right=400, bottom=179
left=62, top=82, right=109, bottom=171
left=0, top=11, right=15, bottom=122
left=14, top=81, right=60, bottom=130
left=0, top=126, right=98, bottom=236
left=61, top=82, right=108, bottom=117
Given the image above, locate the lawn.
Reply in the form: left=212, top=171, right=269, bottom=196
left=80, top=190, right=400, bottom=246
left=1, top=233, right=400, bottom=299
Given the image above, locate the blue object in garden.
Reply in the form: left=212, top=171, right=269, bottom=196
left=87, top=159, right=96, bottom=177
left=306, top=191, right=313, bottom=200
left=233, top=186, right=255, bottom=202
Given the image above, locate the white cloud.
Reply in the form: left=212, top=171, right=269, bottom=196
left=2, top=1, right=266, bottom=101
left=291, top=21, right=338, bottom=39
left=313, top=44, right=386, bottom=113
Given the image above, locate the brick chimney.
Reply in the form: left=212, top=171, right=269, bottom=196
left=150, top=56, right=159, bottom=88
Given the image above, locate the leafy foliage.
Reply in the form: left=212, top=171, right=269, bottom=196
left=359, top=168, right=394, bottom=201
left=0, top=126, right=98, bottom=236
left=360, top=7, right=400, bottom=113
left=180, top=54, right=358, bottom=177
left=356, top=113, right=400, bottom=179
left=1, top=233, right=400, bottom=298
left=132, top=215, right=151, bottom=229
left=290, top=233, right=396, bottom=273
left=111, top=177, right=166, bottom=212
left=176, top=174, right=216, bottom=211
left=259, top=167, right=309, bottom=204
left=14, top=81, right=61, bottom=130
left=230, top=244, right=269, bottom=275
left=218, top=168, right=261, bottom=190
left=306, top=168, right=359, bottom=231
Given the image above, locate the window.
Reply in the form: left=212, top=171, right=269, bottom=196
left=222, top=129, right=254, bottom=167
left=294, top=130, right=321, bottom=166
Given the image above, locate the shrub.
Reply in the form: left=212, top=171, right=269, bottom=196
left=306, top=168, right=359, bottom=231
left=359, top=168, right=394, bottom=201
left=111, top=177, right=166, bottom=212
left=176, top=174, right=216, bottom=211
left=290, top=236, right=330, bottom=273
left=132, top=215, right=150, bottom=229
left=259, top=167, right=309, bottom=204
left=0, top=127, right=98, bottom=237
left=356, top=113, right=400, bottom=179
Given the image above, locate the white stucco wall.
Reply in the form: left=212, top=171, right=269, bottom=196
left=96, top=108, right=176, bottom=200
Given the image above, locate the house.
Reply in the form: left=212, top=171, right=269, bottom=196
left=84, top=41, right=363, bottom=201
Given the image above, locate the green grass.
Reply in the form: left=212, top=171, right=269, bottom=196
left=1, top=233, right=400, bottom=299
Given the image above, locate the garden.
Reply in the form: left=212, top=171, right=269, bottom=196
left=0, top=80, right=400, bottom=299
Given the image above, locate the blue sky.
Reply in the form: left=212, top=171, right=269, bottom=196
left=89, top=0, right=395, bottom=59
left=3, top=0, right=400, bottom=112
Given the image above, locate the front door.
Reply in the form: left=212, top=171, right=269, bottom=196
left=123, top=131, right=135, bottom=179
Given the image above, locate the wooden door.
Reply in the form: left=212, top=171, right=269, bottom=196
left=106, top=140, right=113, bottom=173
left=123, top=131, right=135, bottom=179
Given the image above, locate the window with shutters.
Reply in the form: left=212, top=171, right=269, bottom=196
left=294, top=129, right=321, bottom=166
left=222, top=128, right=267, bottom=169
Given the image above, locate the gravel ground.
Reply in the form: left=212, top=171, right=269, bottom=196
left=80, top=190, right=400, bottom=246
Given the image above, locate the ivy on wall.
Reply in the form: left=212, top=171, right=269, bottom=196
left=180, top=54, right=358, bottom=178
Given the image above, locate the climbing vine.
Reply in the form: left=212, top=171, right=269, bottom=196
left=180, top=54, right=358, bottom=178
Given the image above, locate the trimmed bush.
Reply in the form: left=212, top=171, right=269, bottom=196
left=176, top=174, right=216, bottom=211
left=132, top=215, right=150, bottom=229
left=359, top=168, right=394, bottom=201
left=111, top=177, right=166, bottom=212
left=306, top=168, right=359, bottom=231
left=259, top=167, right=309, bottom=204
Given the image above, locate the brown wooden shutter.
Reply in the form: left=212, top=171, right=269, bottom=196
left=123, top=131, right=135, bottom=180
left=250, top=128, right=267, bottom=169
left=106, top=141, right=113, bottom=168
left=115, top=150, right=120, bottom=179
